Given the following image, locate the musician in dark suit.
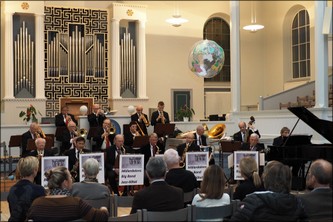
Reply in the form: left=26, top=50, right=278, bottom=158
left=130, top=157, right=184, bottom=214
left=273, top=127, right=290, bottom=146
left=241, top=133, right=265, bottom=152
left=105, top=135, right=128, bottom=196
left=131, top=105, right=149, bottom=135
left=177, top=133, right=200, bottom=159
left=193, top=125, right=207, bottom=146
left=233, top=121, right=260, bottom=143
left=60, top=121, right=79, bottom=154
left=87, top=104, right=106, bottom=128
left=67, top=137, right=90, bottom=182
left=55, top=105, right=77, bottom=127
left=21, top=122, right=43, bottom=157
left=140, top=133, right=162, bottom=168
left=300, top=159, right=332, bottom=220
left=95, top=118, right=116, bottom=151
left=27, top=138, right=54, bottom=185
left=124, top=121, right=142, bottom=148
left=150, top=101, right=170, bottom=126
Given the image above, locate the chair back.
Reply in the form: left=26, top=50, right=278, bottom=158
left=183, top=188, right=197, bottom=204
left=142, top=205, right=192, bottom=221
left=108, top=209, right=142, bottom=222
left=112, top=194, right=134, bottom=217
left=84, top=197, right=112, bottom=216
left=192, top=200, right=240, bottom=221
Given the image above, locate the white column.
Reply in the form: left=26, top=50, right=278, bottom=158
left=137, top=20, right=147, bottom=99
left=111, top=18, right=121, bottom=99
left=230, top=1, right=241, bottom=112
left=314, top=1, right=328, bottom=108
left=4, top=12, right=14, bottom=99
left=35, top=13, right=45, bottom=99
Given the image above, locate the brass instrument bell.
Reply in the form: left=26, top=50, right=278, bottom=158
left=207, top=123, right=226, bottom=139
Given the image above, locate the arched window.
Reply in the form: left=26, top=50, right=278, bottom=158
left=292, top=9, right=310, bottom=78
left=203, top=17, right=230, bottom=82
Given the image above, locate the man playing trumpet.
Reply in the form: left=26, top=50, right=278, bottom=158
left=88, top=104, right=106, bottom=128
left=131, top=105, right=149, bottom=135
left=60, top=121, right=79, bottom=154
left=55, top=105, right=77, bottom=127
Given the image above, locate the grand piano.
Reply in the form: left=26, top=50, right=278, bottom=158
left=266, top=107, right=332, bottom=190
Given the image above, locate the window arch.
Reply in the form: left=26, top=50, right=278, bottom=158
left=203, top=17, right=230, bottom=82
left=292, top=9, right=310, bottom=78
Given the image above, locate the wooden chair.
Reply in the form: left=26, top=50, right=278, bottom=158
left=108, top=209, right=142, bottom=222
left=112, top=194, right=134, bottom=217
left=83, top=196, right=112, bottom=216
left=142, top=205, right=192, bottom=221
left=191, top=200, right=240, bottom=221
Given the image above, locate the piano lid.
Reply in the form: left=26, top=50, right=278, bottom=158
left=288, top=107, right=333, bottom=143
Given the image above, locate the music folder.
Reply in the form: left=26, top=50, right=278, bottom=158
left=154, top=123, right=175, bottom=137
left=132, top=135, right=150, bottom=148
left=219, top=140, right=241, bottom=152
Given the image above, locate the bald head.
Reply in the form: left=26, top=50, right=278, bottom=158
left=196, top=125, right=204, bottom=136
left=238, top=121, right=247, bottom=133
left=307, top=159, right=332, bottom=189
left=136, top=105, right=143, bottom=113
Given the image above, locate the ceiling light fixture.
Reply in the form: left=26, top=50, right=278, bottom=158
left=243, top=1, right=264, bottom=32
left=166, top=2, right=188, bottom=27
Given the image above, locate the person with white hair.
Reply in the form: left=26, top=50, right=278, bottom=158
left=241, top=133, right=265, bottom=152
left=71, top=158, right=110, bottom=200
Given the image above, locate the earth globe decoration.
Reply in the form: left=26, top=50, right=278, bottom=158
left=188, top=40, right=225, bottom=78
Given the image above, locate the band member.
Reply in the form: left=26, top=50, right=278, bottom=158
left=88, top=104, right=106, bottom=128
left=177, top=133, right=200, bottom=168
left=21, top=122, right=44, bottom=157
left=241, top=133, right=265, bottom=152
left=273, top=127, right=290, bottom=146
left=194, top=125, right=207, bottom=146
left=124, top=121, right=142, bottom=148
left=60, top=121, right=79, bottom=154
left=55, top=105, right=77, bottom=127
left=67, top=137, right=90, bottom=182
left=140, top=133, right=162, bottom=168
left=150, top=101, right=170, bottom=126
left=27, top=138, right=54, bottom=185
left=105, top=135, right=128, bottom=195
left=95, top=118, right=116, bottom=151
left=131, top=105, right=149, bottom=135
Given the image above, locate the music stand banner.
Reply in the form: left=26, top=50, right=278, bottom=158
left=41, top=156, right=68, bottom=188
left=119, top=154, right=144, bottom=186
left=186, top=151, right=209, bottom=181
left=233, top=151, right=259, bottom=180
left=79, top=153, right=105, bottom=183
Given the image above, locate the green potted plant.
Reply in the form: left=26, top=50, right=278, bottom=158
left=19, top=104, right=42, bottom=123
left=176, top=104, right=195, bottom=122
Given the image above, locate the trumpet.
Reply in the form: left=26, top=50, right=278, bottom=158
left=105, top=125, right=116, bottom=135
left=139, top=113, right=150, bottom=127
left=73, top=128, right=87, bottom=137
left=179, top=143, right=189, bottom=168
left=35, top=127, right=46, bottom=139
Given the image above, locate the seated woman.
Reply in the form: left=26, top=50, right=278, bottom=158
left=7, top=156, right=46, bottom=222
left=233, top=156, right=265, bottom=200
left=26, top=166, right=109, bottom=221
left=71, top=158, right=110, bottom=200
left=192, top=165, right=230, bottom=207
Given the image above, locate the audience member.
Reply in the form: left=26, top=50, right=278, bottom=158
left=233, top=156, right=265, bottom=201
left=55, top=105, right=77, bottom=127
left=67, top=137, right=90, bottom=182
left=7, top=156, right=46, bottom=222
left=150, top=101, right=170, bottom=126
left=21, top=122, right=42, bottom=157
left=231, top=161, right=306, bottom=221
left=164, top=148, right=198, bottom=193
left=87, top=104, right=106, bottom=128
left=192, top=165, right=230, bottom=207
left=300, top=159, right=332, bottom=220
left=131, top=105, right=149, bottom=135
left=71, top=158, right=110, bottom=200
left=273, top=126, right=290, bottom=146
left=60, top=121, right=79, bottom=154
left=130, top=157, right=184, bottom=214
left=241, top=133, right=265, bottom=152
left=27, top=138, right=54, bottom=184
left=26, top=166, right=108, bottom=221
left=95, top=118, right=116, bottom=151
left=194, top=125, right=207, bottom=146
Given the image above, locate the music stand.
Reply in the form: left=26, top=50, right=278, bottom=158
left=219, top=140, right=241, bottom=184
left=132, top=136, right=150, bottom=151
left=154, top=123, right=175, bottom=138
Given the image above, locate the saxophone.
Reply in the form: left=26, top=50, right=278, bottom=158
left=160, top=111, right=165, bottom=124
left=179, top=143, right=189, bottom=168
left=70, top=149, right=84, bottom=179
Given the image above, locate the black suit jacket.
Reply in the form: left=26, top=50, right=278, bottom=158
left=95, top=127, right=115, bottom=150
left=273, top=136, right=287, bottom=146
left=105, top=145, right=129, bottom=172
left=130, top=181, right=184, bottom=214
left=177, top=142, right=200, bottom=158
left=241, top=142, right=265, bottom=152
left=131, top=113, right=149, bottom=135
left=87, top=112, right=106, bottom=128
left=27, top=149, right=54, bottom=157
left=55, top=113, right=77, bottom=127
left=21, top=131, right=33, bottom=157
left=150, top=111, right=170, bottom=126
left=140, top=143, right=162, bottom=168
left=193, top=133, right=207, bottom=146
left=67, top=148, right=90, bottom=182
left=61, top=128, right=74, bottom=152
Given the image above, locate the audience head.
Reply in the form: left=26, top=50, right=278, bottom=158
left=61, top=106, right=69, bottom=115
left=163, top=148, right=180, bottom=169
left=185, top=133, right=195, bottom=144
left=306, top=159, right=332, bottom=189
left=67, top=121, right=76, bottom=131
left=83, top=158, right=100, bottom=179
left=238, top=121, right=247, bottom=133
left=114, top=134, right=124, bottom=148
left=280, top=127, right=290, bottom=137
left=262, top=160, right=291, bottom=193
left=239, top=156, right=262, bottom=188
left=249, top=133, right=259, bottom=146
left=196, top=125, right=205, bottom=136
left=136, top=105, right=143, bottom=114
left=45, top=166, right=72, bottom=191
left=35, top=138, right=46, bottom=151
left=200, top=165, right=226, bottom=200
left=157, top=101, right=165, bottom=111
left=17, top=156, right=39, bottom=179
left=146, top=157, right=167, bottom=181
left=75, top=137, right=85, bottom=150
left=149, top=133, right=158, bottom=146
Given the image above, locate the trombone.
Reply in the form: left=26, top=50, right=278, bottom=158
left=139, top=113, right=150, bottom=127
left=135, top=121, right=145, bottom=136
